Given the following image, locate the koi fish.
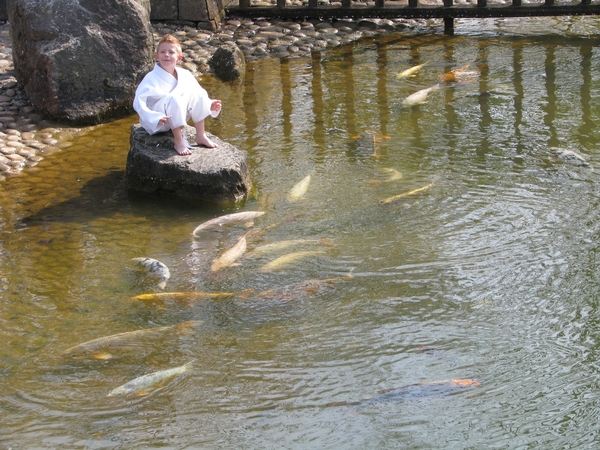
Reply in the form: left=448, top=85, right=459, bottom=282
left=259, top=250, right=326, bottom=273
left=396, top=62, right=428, bottom=79
left=246, top=238, right=333, bottom=258
left=328, top=378, right=480, bottom=408
left=251, top=274, right=353, bottom=301
left=131, top=292, right=233, bottom=301
left=211, top=229, right=260, bottom=272
left=439, top=64, right=480, bottom=83
left=62, top=321, right=203, bottom=358
left=287, top=175, right=311, bottom=202
left=107, top=361, right=194, bottom=397
left=367, top=168, right=403, bottom=186
left=192, top=211, right=265, bottom=237
left=132, top=257, right=170, bottom=289
left=379, top=176, right=439, bottom=205
left=550, top=147, right=590, bottom=167
left=402, top=83, right=443, bottom=108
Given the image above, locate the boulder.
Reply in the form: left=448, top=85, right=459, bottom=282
left=7, top=0, right=154, bottom=125
left=209, top=43, right=246, bottom=82
left=126, top=124, right=253, bottom=204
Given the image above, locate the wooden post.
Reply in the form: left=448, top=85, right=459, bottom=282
left=277, top=0, right=286, bottom=7
left=239, top=0, right=251, bottom=7
left=512, top=0, right=521, bottom=6
left=477, top=0, right=487, bottom=6
left=375, top=0, right=385, bottom=7
left=309, top=0, right=318, bottom=7
left=444, top=17, right=454, bottom=34
left=408, top=0, right=418, bottom=6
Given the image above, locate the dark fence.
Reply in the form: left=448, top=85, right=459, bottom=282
left=226, top=0, right=600, bottom=32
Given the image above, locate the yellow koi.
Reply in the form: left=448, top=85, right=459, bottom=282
left=396, top=62, right=428, bottom=79
left=259, top=250, right=326, bottom=273
left=379, top=177, right=439, bottom=205
left=131, top=292, right=233, bottom=301
left=246, top=238, right=333, bottom=258
left=211, top=229, right=260, bottom=272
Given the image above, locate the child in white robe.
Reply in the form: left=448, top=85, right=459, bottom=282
left=133, top=34, right=222, bottom=155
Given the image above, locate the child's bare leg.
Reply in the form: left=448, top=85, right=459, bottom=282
left=195, top=120, right=217, bottom=148
left=172, top=126, right=192, bottom=155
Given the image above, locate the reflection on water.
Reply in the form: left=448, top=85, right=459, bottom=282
left=3, top=17, right=600, bottom=448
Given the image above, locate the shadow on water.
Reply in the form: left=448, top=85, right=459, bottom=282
left=21, top=170, right=230, bottom=226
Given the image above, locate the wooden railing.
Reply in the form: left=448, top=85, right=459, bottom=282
left=226, top=0, right=600, bottom=32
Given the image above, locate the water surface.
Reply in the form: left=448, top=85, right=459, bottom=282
left=2, top=17, right=600, bottom=449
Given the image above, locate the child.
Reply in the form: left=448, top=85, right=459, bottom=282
left=133, top=34, right=222, bottom=155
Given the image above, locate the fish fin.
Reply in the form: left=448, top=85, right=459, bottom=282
left=231, top=263, right=241, bottom=267
left=93, top=352, right=113, bottom=360
left=158, top=281, right=167, bottom=289
left=244, top=221, right=255, bottom=228
left=135, top=390, right=150, bottom=397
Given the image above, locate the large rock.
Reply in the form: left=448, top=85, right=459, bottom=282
left=7, top=0, right=154, bottom=125
left=126, top=124, right=253, bottom=204
left=209, top=43, right=246, bottom=82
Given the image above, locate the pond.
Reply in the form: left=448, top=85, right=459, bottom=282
left=2, top=17, right=600, bottom=449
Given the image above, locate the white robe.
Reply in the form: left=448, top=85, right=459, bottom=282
left=133, top=63, right=219, bottom=135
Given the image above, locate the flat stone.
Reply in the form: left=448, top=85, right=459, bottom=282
left=126, top=124, right=252, bottom=204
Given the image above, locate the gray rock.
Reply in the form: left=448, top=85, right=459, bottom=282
left=126, top=124, right=252, bottom=204
left=7, top=0, right=154, bottom=125
left=209, top=43, right=246, bottom=82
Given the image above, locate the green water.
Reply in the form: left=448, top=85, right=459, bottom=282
left=2, top=17, right=600, bottom=449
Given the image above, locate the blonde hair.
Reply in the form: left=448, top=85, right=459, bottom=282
left=156, top=34, right=182, bottom=55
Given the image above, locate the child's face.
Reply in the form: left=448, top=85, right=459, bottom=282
left=155, top=42, right=182, bottom=69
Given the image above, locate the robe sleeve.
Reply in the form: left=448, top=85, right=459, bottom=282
left=133, top=70, right=171, bottom=135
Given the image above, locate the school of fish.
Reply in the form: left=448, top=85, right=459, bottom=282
left=70, top=61, right=504, bottom=405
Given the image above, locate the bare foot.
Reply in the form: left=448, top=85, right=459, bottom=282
left=196, top=134, right=217, bottom=148
left=174, top=142, right=192, bottom=155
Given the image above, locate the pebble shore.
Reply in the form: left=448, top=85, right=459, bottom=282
left=0, top=16, right=435, bottom=181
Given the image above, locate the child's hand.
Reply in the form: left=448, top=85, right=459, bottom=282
left=159, top=115, right=171, bottom=125
left=211, top=100, right=222, bottom=113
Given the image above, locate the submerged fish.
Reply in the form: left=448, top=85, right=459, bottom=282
left=379, top=176, right=439, bottom=205
left=287, top=175, right=311, bottom=202
left=439, top=64, right=480, bottom=83
left=131, top=292, right=233, bottom=301
left=550, top=147, right=590, bottom=167
left=328, top=378, right=480, bottom=408
left=259, top=250, right=326, bottom=273
left=107, top=361, right=194, bottom=397
left=402, top=83, right=443, bottom=108
left=396, top=62, right=428, bottom=79
left=367, top=168, right=403, bottom=186
left=132, top=257, right=170, bottom=289
left=211, top=229, right=259, bottom=272
left=252, top=274, right=353, bottom=301
left=246, top=238, right=333, bottom=258
left=63, top=321, right=203, bottom=358
left=192, top=211, right=265, bottom=237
